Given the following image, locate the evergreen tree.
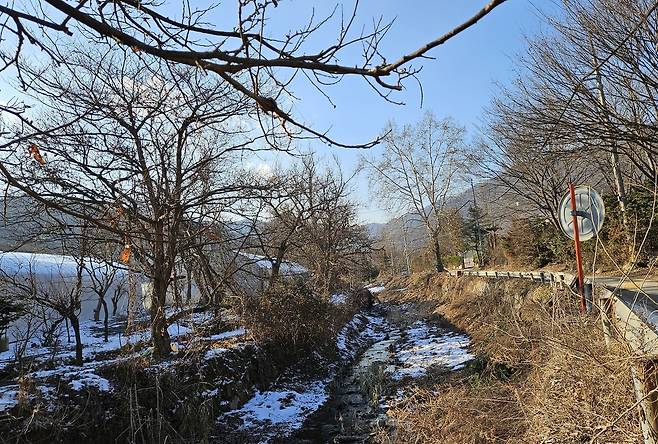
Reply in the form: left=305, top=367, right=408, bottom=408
left=463, top=205, right=489, bottom=265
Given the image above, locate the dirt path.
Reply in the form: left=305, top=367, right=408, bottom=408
left=291, top=301, right=472, bottom=443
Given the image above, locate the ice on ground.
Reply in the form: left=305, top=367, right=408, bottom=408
left=367, top=286, right=386, bottom=294
left=222, top=380, right=329, bottom=441
left=0, top=385, right=19, bottom=412
left=329, top=293, right=348, bottom=305
left=392, top=320, right=473, bottom=380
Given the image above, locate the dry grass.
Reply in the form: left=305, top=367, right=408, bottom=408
left=376, top=274, right=642, bottom=444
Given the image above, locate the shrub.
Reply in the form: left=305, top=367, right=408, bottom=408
left=442, top=255, right=463, bottom=269
left=243, top=281, right=345, bottom=366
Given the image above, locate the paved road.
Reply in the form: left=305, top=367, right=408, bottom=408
left=592, top=275, right=658, bottom=331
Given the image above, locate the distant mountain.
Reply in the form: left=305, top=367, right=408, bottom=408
left=0, top=195, right=74, bottom=254
left=363, top=222, right=385, bottom=238
left=362, top=179, right=533, bottom=253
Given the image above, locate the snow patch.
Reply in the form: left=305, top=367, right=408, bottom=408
left=336, top=312, right=389, bottom=362
left=204, top=347, right=230, bottom=360
left=69, top=370, right=112, bottom=392
left=207, top=328, right=246, bottom=341
left=392, top=321, right=472, bottom=380
left=329, top=293, right=348, bottom=305
left=0, top=385, right=19, bottom=412
left=222, top=380, right=329, bottom=441
left=33, top=365, right=113, bottom=393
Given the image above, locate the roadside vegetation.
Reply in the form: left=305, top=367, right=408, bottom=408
left=375, top=273, right=638, bottom=443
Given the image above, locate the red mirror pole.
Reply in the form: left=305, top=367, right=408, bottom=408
left=569, top=183, right=586, bottom=314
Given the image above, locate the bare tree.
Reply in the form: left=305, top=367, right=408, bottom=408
left=476, top=132, right=602, bottom=229
left=0, top=1, right=507, bottom=148
left=365, top=113, right=469, bottom=272
left=485, top=0, right=658, bottom=239
left=0, top=47, right=271, bottom=357
left=0, top=240, right=88, bottom=366
left=85, top=237, right=125, bottom=343
left=298, top=198, right=373, bottom=293
left=249, top=155, right=353, bottom=283
left=240, top=153, right=371, bottom=293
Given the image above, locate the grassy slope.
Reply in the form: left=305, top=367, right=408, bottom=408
left=376, top=272, right=640, bottom=444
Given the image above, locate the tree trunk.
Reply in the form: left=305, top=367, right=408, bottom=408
left=432, top=235, right=444, bottom=272
left=150, top=273, right=172, bottom=358
left=93, top=298, right=102, bottom=322
left=151, top=309, right=172, bottom=358
left=186, top=267, right=193, bottom=305
left=69, top=315, right=83, bottom=366
left=101, top=298, right=109, bottom=342
left=269, top=244, right=287, bottom=287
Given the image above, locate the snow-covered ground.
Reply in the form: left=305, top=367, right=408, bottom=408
left=0, top=307, right=251, bottom=416
left=0, top=386, right=19, bottom=413
left=329, top=292, right=348, bottom=305
left=221, top=379, right=330, bottom=441
left=0, top=316, right=197, bottom=369
left=217, top=308, right=392, bottom=442
left=392, top=320, right=473, bottom=380
left=336, top=312, right=389, bottom=362
left=207, top=328, right=246, bottom=341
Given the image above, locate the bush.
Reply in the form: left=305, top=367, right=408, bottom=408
left=243, top=281, right=346, bottom=366
left=442, top=255, right=463, bottom=269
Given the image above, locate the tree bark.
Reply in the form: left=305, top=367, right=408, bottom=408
left=69, top=315, right=83, bottom=366
left=101, top=298, right=109, bottom=342
left=93, top=298, right=101, bottom=322
left=269, top=243, right=287, bottom=286
left=185, top=267, right=193, bottom=305
left=150, top=272, right=172, bottom=358
left=432, top=234, right=445, bottom=272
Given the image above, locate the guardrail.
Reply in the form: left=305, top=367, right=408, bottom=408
left=447, top=269, right=576, bottom=288
left=447, top=269, right=658, bottom=443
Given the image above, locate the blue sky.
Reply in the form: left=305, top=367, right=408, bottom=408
left=244, top=0, right=562, bottom=223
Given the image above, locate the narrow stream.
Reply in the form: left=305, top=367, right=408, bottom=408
left=291, top=301, right=472, bottom=443
left=292, top=328, right=399, bottom=443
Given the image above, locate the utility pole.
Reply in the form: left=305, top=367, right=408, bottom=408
left=470, top=179, right=484, bottom=266
left=568, top=183, right=587, bottom=314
